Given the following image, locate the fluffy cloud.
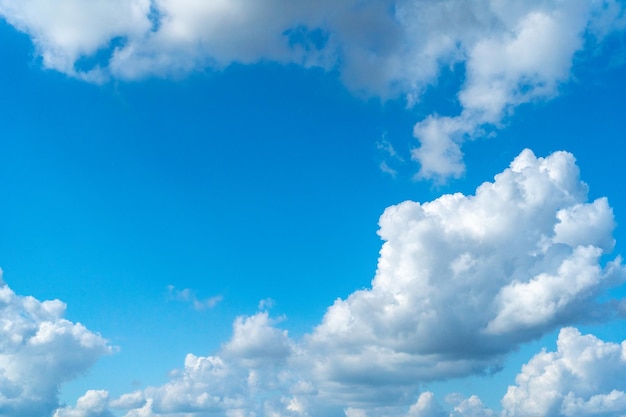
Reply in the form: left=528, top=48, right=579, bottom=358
left=60, top=149, right=624, bottom=417
left=306, top=149, right=624, bottom=403
left=0, top=270, right=113, bottom=417
left=501, top=327, right=626, bottom=417
left=0, top=0, right=151, bottom=81
left=54, top=390, right=114, bottom=417
left=1, top=1, right=624, bottom=177
left=104, top=311, right=305, bottom=417
left=411, top=0, right=624, bottom=179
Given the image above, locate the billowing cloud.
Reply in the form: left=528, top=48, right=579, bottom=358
left=1, top=1, right=624, bottom=178
left=0, top=270, right=113, bottom=417
left=306, top=149, right=624, bottom=403
left=501, top=327, right=626, bottom=417
left=56, top=149, right=626, bottom=417
left=106, top=311, right=303, bottom=417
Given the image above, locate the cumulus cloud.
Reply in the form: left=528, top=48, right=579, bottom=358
left=305, top=149, right=625, bottom=403
left=54, top=390, right=114, bottom=417
left=1, top=1, right=624, bottom=178
left=58, top=149, right=625, bottom=417
left=0, top=269, right=113, bottom=417
left=501, top=327, right=626, bottom=417
left=105, top=311, right=304, bottom=417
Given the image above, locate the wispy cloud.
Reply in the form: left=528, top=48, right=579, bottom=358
left=377, top=136, right=404, bottom=178
left=166, top=285, right=222, bottom=311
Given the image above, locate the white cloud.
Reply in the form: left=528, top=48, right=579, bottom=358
left=449, top=396, right=495, bottom=417
left=0, top=269, right=113, bottom=417
left=103, top=311, right=305, bottom=417
left=0, top=0, right=151, bottom=81
left=222, top=312, right=292, bottom=368
left=411, top=0, right=622, bottom=180
left=305, top=148, right=624, bottom=403
left=54, top=390, right=113, bottom=417
left=501, top=327, right=626, bottom=417
left=167, top=285, right=222, bottom=311
left=406, top=392, right=446, bottom=417
left=1, top=1, right=624, bottom=178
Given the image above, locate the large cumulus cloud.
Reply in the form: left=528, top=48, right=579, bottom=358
left=1, top=0, right=625, bottom=178
left=54, top=149, right=626, bottom=417
left=306, top=149, right=624, bottom=403
left=0, top=270, right=112, bottom=417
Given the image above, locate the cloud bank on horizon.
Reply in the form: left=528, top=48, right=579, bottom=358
left=3, top=149, right=626, bottom=416
left=0, top=0, right=624, bottom=179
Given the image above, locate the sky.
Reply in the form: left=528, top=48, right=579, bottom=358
left=1, top=1, right=626, bottom=416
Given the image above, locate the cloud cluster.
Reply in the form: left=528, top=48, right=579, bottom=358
left=47, top=149, right=626, bottom=417
left=1, top=1, right=624, bottom=178
left=0, top=270, right=112, bottom=417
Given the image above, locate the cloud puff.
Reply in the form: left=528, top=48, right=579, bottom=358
left=1, top=1, right=624, bottom=178
left=106, top=311, right=304, bottom=417
left=65, top=149, right=625, bottom=417
left=54, top=390, right=114, bottom=417
left=306, top=149, right=624, bottom=403
left=501, top=327, right=626, bottom=417
left=0, top=270, right=113, bottom=417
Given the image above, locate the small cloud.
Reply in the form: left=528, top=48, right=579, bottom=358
left=258, top=298, right=276, bottom=310
left=379, top=161, right=398, bottom=178
left=376, top=137, right=401, bottom=159
left=167, top=285, right=222, bottom=311
left=377, top=136, right=405, bottom=178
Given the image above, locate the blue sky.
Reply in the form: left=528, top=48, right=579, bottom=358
left=1, top=1, right=626, bottom=417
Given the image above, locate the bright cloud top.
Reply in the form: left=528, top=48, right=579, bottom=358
left=1, top=0, right=624, bottom=179
left=0, top=270, right=112, bottom=417
left=43, top=148, right=626, bottom=417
